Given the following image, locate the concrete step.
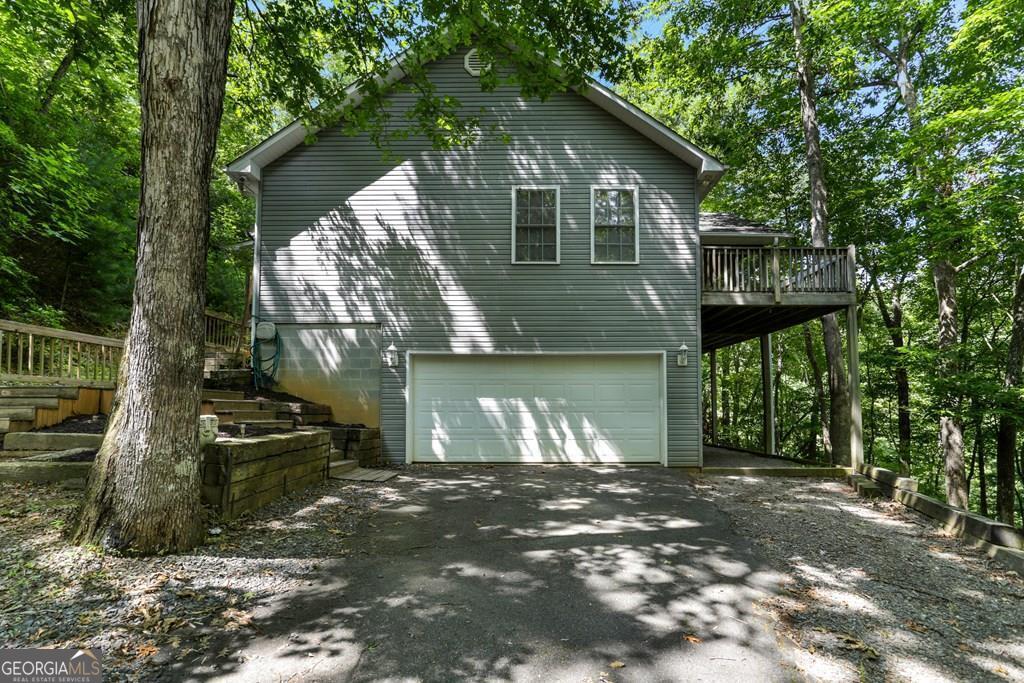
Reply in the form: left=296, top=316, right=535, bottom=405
left=849, top=473, right=882, bottom=499
left=0, top=397, right=59, bottom=408
left=0, top=407, right=36, bottom=421
left=201, top=389, right=246, bottom=401
left=235, top=419, right=293, bottom=429
left=206, top=399, right=263, bottom=411
left=216, top=410, right=278, bottom=423
left=329, top=459, right=358, bottom=478
left=0, top=386, right=78, bottom=399
left=3, top=431, right=103, bottom=452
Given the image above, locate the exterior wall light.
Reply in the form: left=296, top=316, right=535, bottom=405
left=677, top=343, right=689, bottom=367
left=384, top=343, right=399, bottom=368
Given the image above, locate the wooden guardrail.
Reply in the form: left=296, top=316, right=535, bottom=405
left=0, top=320, right=124, bottom=385
left=0, top=310, right=244, bottom=386
left=702, top=245, right=854, bottom=300
left=204, top=309, right=244, bottom=351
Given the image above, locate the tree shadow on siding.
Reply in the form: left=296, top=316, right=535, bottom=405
left=258, top=120, right=700, bottom=461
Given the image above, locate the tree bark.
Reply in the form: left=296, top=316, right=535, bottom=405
left=790, top=0, right=851, bottom=465
left=72, top=0, right=235, bottom=553
left=933, top=259, right=968, bottom=509
left=872, top=279, right=912, bottom=474
left=996, top=264, right=1024, bottom=525
left=878, top=35, right=969, bottom=508
left=803, top=322, right=828, bottom=462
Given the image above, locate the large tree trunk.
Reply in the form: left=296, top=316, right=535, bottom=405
left=803, top=322, right=828, bottom=462
left=878, top=36, right=969, bottom=508
left=72, top=0, right=235, bottom=553
left=933, top=259, right=968, bottom=509
left=872, top=281, right=912, bottom=474
left=996, top=264, right=1024, bottom=525
left=790, top=0, right=851, bottom=465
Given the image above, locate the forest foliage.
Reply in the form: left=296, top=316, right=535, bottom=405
left=0, top=0, right=1021, bottom=522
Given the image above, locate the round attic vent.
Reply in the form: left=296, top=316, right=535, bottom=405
left=464, top=48, right=484, bottom=76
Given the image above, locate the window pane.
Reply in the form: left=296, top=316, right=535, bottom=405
left=543, top=244, right=556, bottom=262
left=620, top=191, right=635, bottom=224
left=542, top=191, right=555, bottom=209
left=621, top=241, right=636, bottom=262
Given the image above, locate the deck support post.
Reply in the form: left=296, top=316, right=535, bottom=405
left=709, top=349, right=718, bottom=445
left=760, top=334, right=776, bottom=455
left=847, top=245, right=863, bottom=469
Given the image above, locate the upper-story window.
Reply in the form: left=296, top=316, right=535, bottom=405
left=591, top=187, right=639, bottom=264
left=512, top=187, right=559, bottom=264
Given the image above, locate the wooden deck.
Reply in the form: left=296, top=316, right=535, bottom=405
left=701, top=245, right=856, bottom=350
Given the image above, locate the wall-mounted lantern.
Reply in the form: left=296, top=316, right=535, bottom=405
left=383, top=343, right=399, bottom=368
left=677, top=343, right=689, bottom=367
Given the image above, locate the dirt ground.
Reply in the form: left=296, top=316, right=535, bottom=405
left=698, top=475, right=1024, bottom=682
left=0, top=479, right=393, bottom=681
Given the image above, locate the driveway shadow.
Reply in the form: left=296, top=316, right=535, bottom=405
left=166, top=467, right=796, bottom=682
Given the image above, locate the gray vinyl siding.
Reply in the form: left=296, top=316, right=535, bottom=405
left=256, top=49, right=701, bottom=466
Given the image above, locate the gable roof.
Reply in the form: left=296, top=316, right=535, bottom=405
left=226, top=47, right=726, bottom=198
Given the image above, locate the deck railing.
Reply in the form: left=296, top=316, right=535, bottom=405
left=0, top=310, right=244, bottom=385
left=702, top=245, right=854, bottom=300
left=204, top=309, right=244, bottom=351
left=0, top=320, right=124, bottom=384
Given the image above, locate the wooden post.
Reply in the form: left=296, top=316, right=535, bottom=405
left=771, top=240, right=781, bottom=303
left=761, top=334, right=776, bottom=455
left=710, top=348, right=718, bottom=446
left=847, top=245, right=863, bottom=468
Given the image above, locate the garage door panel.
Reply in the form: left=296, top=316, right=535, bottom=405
left=410, top=354, right=663, bottom=464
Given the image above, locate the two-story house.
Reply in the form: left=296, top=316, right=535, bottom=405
left=227, top=46, right=861, bottom=468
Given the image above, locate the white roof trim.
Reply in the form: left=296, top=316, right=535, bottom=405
left=226, top=50, right=725, bottom=199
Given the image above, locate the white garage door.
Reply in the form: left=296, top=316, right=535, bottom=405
left=408, top=354, right=664, bottom=464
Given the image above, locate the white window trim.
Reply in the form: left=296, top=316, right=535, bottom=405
left=590, top=185, right=640, bottom=265
left=511, top=186, right=561, bottom=265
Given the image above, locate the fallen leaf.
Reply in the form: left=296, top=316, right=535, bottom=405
left=609, top=660, right=625, bottom=669
left=683, top=634, right=702, bottom=644
left=136, top=643, right=159, bottom=658
left=903, top=620, right=928, bottom=634
left=838, top=634, right=878, bottom=659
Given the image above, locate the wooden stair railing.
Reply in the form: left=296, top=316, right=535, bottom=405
left=0, top=320, right=124, bottom=386
left=0, top=310, right=245, bottom=387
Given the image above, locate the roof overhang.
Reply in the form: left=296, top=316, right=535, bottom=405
left=700, top=230, right=793, bottom=246
left=226, top=49, right=726, bottom=199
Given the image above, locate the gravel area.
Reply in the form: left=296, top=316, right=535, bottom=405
left=0, top=478, right=396, bottom=681
left=696, top=475, right=1024, bottom=682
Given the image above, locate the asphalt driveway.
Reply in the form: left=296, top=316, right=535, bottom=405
left=181, top=467, right=797, bottom=682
